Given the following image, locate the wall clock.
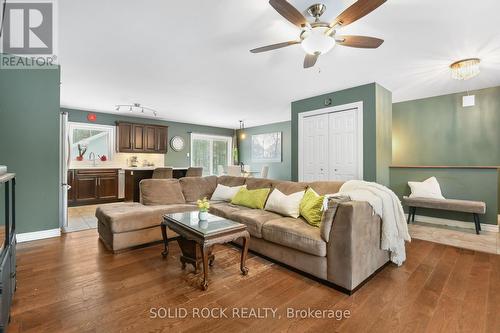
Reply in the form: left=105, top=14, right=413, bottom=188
left=170, top=136, right=185, bottom=152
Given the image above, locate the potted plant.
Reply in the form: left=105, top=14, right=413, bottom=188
left=196, top=197, right=210, bottom=221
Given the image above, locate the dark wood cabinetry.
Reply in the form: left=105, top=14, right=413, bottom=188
left=124, top=169, right=154, bottom=202
left=116, top=122, right=168, bottom=154
left=68, top=169, right=119, bottom=206
left=117, top=123, right=134, bottom=152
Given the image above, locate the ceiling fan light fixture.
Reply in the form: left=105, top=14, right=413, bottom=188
left=301, top=27, right=336, bottom=55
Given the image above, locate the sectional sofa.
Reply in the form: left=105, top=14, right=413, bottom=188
left=96, top=175, right=389, bottom=293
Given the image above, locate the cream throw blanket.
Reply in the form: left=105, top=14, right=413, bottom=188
left=324, top=180, right=411, bottom=266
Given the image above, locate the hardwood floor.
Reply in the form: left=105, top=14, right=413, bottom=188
left=9, top=229, right=500, bottom=333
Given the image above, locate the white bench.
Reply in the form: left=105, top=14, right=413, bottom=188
left=402, top=196, right=486, bottom=234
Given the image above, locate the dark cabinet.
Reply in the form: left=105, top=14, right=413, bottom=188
left=117, top=123, right=133, bottom=152
left=68, top=169, right=119, bottom=206
left=144, top=126, right=157, bottom=152
left=116, top=122, right=168, bottom=153
left=133, top=125, right=145, bottom=151
left=125, top=169, right=154, bottom=202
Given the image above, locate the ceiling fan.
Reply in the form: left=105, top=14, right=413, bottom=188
left=250, top=0, right=387, bottom=68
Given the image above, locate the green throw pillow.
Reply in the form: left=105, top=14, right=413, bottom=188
left=231, top=187, right=270, bottom=209
left=299, top=188, right=324, bottom=227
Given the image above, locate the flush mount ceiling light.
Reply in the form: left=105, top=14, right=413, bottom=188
left=450, top=58, right=481, bottom=80
left=115, top=103, right=158, bottom=117
left=250, top=0, right=386, bottom=69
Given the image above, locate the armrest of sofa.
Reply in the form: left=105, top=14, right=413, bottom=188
left=139, top=179, right=186, bottom=205
left=326, top=201, right=390, bottom=291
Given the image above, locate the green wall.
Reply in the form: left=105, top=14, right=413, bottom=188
left=63, top=109, right=234, bottom=168
left=238, top=121, right=291, bottom=180
left=0, top=55, right=61, bottom=233
left=393, top=86, right=500, bottom=165
left=390, top=85, right=500, bottom=226
left=291, top=82, right=392, bottom=183
left=390, top=167, right=498, bottom=225
left=376, top=84, right=393, bottom=185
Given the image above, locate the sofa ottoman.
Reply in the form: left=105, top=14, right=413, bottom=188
left=96, top=202, right=196, bottom=252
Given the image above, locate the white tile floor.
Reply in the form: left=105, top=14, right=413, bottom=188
left=65, top=204, right=100, bottom=233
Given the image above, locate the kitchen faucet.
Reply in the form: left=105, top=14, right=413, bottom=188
left=89, top=152, right=97, bottom=167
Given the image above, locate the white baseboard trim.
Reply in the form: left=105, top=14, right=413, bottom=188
left=16, top=228, right=61, bottom=243
left=407, top=214, right=499, bottom=233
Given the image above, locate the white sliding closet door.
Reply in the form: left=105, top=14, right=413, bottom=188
left=299, top=102, right=362, bottom=182
left=328, top=109, right=358, bottom=180
left=302, top=114, right=329, bottom=181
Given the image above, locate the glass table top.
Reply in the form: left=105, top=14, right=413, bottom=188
left=164, top=211, right=244, bottom=236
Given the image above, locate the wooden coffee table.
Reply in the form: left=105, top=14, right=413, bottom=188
left=161, top=211, right=250, bottom=290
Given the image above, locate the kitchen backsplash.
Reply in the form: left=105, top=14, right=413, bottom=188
left=69, top=152, right=165, bottom=169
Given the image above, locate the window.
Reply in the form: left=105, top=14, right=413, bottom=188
left=68, top=122, right=114, bottom=161
left=191, top=133, right=232, bottom=175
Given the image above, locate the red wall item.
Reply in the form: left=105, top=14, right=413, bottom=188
left=87, top=113, right=97, bottom=122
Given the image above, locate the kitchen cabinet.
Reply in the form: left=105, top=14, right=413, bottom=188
left=116, top=122, right=168, bottom=153
left=124, top=169, right=154, bottom=202
left=117, top=123, right=134, bottom=152
left=68, top=169, right=119, bottom=206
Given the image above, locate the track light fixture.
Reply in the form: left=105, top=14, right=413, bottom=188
left=115, top=103, right=159, bottom=117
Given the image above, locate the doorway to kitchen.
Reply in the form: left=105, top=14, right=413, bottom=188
left=60, top=112, right=120, bottom=233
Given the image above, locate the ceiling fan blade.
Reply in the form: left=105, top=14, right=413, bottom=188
left=250, top=41, right=300, bottom=53
left=304, top=53, right=319, bottom=68
left=336, top=35, right=384, bottom=48
left=269, top=0, right=308, bottom=28
left=330, top=0, right=386, bottom=28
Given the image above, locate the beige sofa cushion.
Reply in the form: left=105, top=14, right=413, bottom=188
left=218, top=176, right=246, bottom=187
left=227, top=209, right=283, bottom=238
left=262, top=217, right=327, bottom=257
left=209, top=202, right=249, bottom=219
left=272, top=181, right=308, bottom=195
left=402, top=196, right=486, bottom=214
left=245, top=178, right=273, bottom=190
left=140, top=179, right=185, bottom=205
left=179, top=176, right=217, bottom=202
left=307, top=181, right=344, bottom=196
left=96, top=202, right=196, bottom=233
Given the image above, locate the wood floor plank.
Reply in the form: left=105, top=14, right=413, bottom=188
left=9, top=229, right=499, bottom=333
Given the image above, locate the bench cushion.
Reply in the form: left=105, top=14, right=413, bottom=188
left=403, top=196, right=486, bottom=214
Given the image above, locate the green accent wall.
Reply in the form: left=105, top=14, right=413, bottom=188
left=238, top=121, right=292, bottom=180
left=63, top=109, right=234, bottom=167
left=291, top=82, right=392, bottom=184
left=390, top=167, right=498, bottom=225
left=376, top=84, right=393, bottom=185
left=390, top=85, right=500, bottom=226
left=393, top=86, right=500, bottom=165
left=0, top=55, right=61, bottom=233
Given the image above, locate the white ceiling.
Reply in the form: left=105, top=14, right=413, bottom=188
left=59, top=0, right=500, bottom=129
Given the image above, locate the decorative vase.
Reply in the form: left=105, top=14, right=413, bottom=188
left=198, top=210, right=208, bottom=221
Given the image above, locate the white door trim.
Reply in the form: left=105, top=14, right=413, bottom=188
left=298, top=101, right=363, bottom=182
